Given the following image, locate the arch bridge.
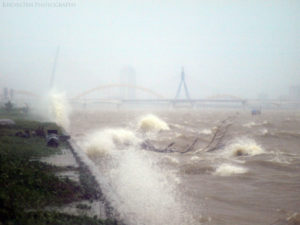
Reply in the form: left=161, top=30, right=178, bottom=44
left=72, top=84, right=164, bottom=101
left=71, top=85, right=247, bottom=106
left=1, top=90, right=38, bottom=99
left=7, top=87, right=249, bottom=107
left=14, top=90, right=38, bottom=98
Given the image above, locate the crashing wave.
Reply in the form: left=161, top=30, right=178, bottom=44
left=138, top=114, right=170, bottom=132
left=214, top=163, right=248, bottom=176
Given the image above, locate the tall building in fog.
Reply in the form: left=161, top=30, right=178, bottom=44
left=120, top=66, right=136, bottom=99
left=289, top=86, right=300, bottom=100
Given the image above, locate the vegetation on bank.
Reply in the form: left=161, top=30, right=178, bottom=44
left=0, top=108, right=117, bottom=225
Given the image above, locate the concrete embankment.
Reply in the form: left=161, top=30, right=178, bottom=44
left=67, top=139, right=111, bottom=219
left=41, top=140, right=109, bottom=219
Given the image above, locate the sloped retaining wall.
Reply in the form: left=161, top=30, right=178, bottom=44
left=67, top=139, right=115, bottom=220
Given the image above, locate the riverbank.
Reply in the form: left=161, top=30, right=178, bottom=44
left=0, top=110, right=117, bottom=225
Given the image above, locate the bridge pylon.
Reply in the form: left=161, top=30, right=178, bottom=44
left=175, top=67, right=191, bottom=100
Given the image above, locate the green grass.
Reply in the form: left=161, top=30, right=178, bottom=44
left=0, top=107, right=30, bottom=121
left=0, top=110, right=117, bottom=225
left=16, top=211, right=117, bottom=225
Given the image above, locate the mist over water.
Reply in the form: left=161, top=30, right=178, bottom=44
left=69, top=109, right=300, bottom=225
left=48, top=90, right=71, bottom=131
left=31, top=89, right=71, bottom=131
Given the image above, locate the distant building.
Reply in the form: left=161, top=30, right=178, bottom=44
left=2, top=88, right=14, bottom=101
left=289, top=86, right=300, bottom=100
left=3, top=87, right=8, bottom=100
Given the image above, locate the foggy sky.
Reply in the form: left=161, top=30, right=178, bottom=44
left=0, top=0, right=299, bottom=99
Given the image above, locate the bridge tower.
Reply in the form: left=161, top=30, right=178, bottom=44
left=175, top=67, right=190, bottom=100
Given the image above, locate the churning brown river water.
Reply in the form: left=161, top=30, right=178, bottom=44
left=69, top=109, right=300, bottom=225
